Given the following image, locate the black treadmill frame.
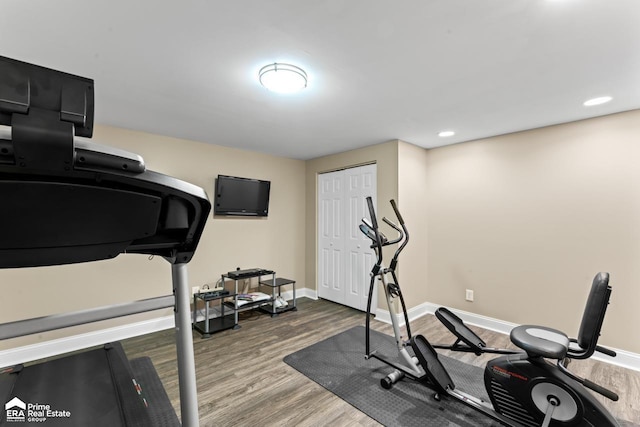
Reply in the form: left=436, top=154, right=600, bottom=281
left=0, top=56, right=210, bottom=427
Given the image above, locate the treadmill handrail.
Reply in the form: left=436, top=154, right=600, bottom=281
left=0, top=295, right=175, bottom=340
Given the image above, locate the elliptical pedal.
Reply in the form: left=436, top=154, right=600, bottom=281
left=435, top=307, right=486, bottom=354
left=410, top=334, right=455, bottom=395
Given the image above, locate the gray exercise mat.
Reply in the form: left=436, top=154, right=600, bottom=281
left=284, top=326, right=501, bottom=427
left=284, top=326, right=638, bottom=427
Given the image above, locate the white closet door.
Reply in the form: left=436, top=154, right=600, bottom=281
left=318, top=164, right=377, bottom=310
left=318, top=170, right=345, bottom=304
left=344, top=164, right=376, bottom=310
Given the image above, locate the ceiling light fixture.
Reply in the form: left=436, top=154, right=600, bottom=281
left=259, top=63, right=307, bottom=94
left=583, top=96, right=612, bottom=107
left=438, top=130, right=455, bottom=137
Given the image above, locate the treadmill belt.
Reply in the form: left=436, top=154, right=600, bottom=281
left=130, top=358, right=180, bottom=427
left=0, top=343, right=156, bottom=426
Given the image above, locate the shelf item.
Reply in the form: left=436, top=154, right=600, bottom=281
left=192, top=316, right=236, bottom=338
left=258, top=277, right=297, bottom=317
left=223, top=298, right=270, bottom=311
left=224, top=269, right=274, bottom=329
left=192, top=269, right=276, bottom=337
left=198, top=289, right=229, bottom=299
left=237, top=292, right=271, bottom=304
left=192, top=290, right=236, bottom=338
left=225, top=268, right=273, bottom=279
left=192, top=270, right=298, bottom=337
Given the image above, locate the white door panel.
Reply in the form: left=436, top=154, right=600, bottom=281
left=318, top=170, right=344, bottom=304
left=319, top=164, right=376, bottom=310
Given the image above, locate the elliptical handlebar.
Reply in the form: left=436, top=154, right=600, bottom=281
left=391, top=200, right=409, bottom=257
left=365, top=196, right=383, bottom=273
left=361, top=198, right=409, bottom=273
left=382, top=217, right=404, bottom=245
left=366, top=196, right=379, bottom=230
left=387, top=199, right=408, bottom=271
left=390, top=199, right=404, bottom=225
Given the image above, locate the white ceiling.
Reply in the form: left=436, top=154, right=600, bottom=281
left=1, top=1, right=639, bottom=160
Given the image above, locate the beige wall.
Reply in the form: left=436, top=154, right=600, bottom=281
left=397, top=141, right=430, bottom=309
left=424, top=110, right=640, bottom=352
left=3, top=110, right=639, bottom=356
left=305, top=140, right=399, bottom=307
left=0, top=125, right=306, bottom=350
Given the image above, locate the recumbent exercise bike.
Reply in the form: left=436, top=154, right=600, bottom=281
left=359, top=196, right=620, bottom=427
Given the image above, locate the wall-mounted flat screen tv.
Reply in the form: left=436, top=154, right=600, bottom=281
left=214, top=175, right=271, bottom=216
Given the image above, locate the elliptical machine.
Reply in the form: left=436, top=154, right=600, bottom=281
left=360, top=197, right=621, bottom=427
left=360, top=197, right=425, bottom=388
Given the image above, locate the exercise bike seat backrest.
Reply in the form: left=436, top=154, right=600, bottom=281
left=510, top=272, right=611, bottom=360
left=572, top=272, right=612, bottom=359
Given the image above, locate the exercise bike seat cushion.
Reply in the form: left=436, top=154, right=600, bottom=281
left=510, top=325, right=569, bottom=359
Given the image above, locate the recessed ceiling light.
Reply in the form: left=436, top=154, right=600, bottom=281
left=583, top=96, right=612, bottom=107
left=259, top=63, right=307, bottom=94
left=438, top=130, right=455, bottom=137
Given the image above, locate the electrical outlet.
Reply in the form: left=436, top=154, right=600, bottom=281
left=192, top=286, right=200, bottom=295
left=465, top=289, right=474, bottom=302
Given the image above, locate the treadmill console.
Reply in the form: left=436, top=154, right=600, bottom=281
left=0, top=56, right=211, bottom=267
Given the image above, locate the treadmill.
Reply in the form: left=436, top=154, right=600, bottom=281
left=0, top=56, right=210, bottom=426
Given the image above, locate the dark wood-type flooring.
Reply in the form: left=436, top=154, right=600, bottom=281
left=120, top=298, right=640, bottom=426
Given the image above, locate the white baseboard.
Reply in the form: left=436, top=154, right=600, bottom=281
left=374, top=301, right=640, bottom=373
left=0, top=288, right=316, bottom=368
left=15, top=290, right=637, bottom=373
left=0, top=315, right=176, bottom=368
left=296, top=287, right=317, bottom=300
left=278, top=288, right=316, bottom=301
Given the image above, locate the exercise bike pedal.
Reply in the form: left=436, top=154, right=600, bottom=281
left=434, top=307, right=486, bottom=354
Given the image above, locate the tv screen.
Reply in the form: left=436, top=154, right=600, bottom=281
left=214, top=175, right=270, bottom=216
